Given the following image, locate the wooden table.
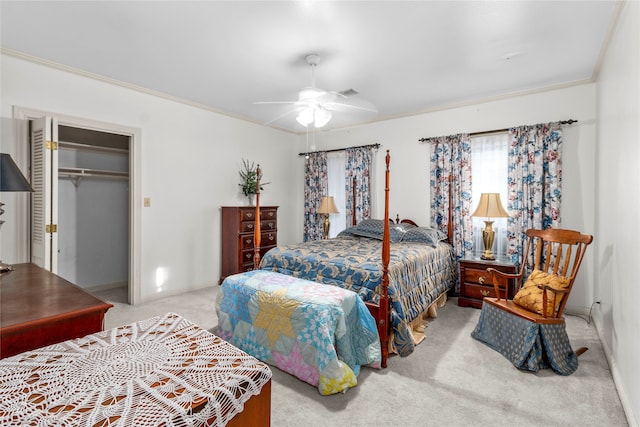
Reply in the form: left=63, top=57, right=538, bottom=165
left=0, top=263, right=113, bottom=358
left=0, top=312, right=272, bottom=426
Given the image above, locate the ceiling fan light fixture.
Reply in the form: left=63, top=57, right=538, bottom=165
left=314, top=107, right=332, bottom=128
left=296, top=107, right=315, bottom=126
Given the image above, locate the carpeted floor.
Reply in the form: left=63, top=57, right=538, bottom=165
left=95, top=286, right=628, bottom=427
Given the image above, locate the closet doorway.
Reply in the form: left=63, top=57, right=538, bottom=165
left=14, top=107, right=141, bottom=305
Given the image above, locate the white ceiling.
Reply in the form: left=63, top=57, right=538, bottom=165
left=0, top=1, right=620, bottom=133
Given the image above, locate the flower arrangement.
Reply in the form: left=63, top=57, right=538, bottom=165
left=238, top=159, right=269, bottom=196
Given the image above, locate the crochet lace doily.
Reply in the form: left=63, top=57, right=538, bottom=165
left=0, top=312, right=272, bottom=427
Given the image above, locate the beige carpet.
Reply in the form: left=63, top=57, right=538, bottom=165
left=95, top=286, right=628, bottom=427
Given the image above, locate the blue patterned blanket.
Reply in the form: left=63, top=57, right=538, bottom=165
left=259, top=235, right=457, bottom=356
left=216, top=270, right=381, bottom=395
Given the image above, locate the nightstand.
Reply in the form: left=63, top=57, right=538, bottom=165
left=458, top=256, right=518, bottom=308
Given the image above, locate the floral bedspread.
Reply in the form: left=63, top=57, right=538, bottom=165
left=216, top=270, right=381, bottom=395
left=258, top=235, right=457, bottom=356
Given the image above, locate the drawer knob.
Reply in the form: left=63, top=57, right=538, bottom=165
left=480, top=290, right=490, bottom=297
left=247, top=213, right=253, bottom=218
left=478, top=276, right=485, bottom=284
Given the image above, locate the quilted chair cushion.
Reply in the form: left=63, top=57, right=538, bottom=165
left=513, top=269, right=571, bottom=316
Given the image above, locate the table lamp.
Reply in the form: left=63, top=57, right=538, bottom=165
left=471, top=193, right=509, bottom=260
left=1, top=153, right=33, bottom=272
left=318, top=196, right=339, bottom=239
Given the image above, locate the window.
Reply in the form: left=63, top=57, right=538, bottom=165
left=326, top=152, right=346, bottom=237
left=471, top=133, right=509, bottom=258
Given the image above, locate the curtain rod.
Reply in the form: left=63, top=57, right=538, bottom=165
left=417, top=119, right=578, bottom=142
left=298, top=143, right=380, bottom=157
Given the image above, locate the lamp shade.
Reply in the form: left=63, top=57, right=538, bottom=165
left=318, top=196, right=339, bottom=214
left=0, top=154, right=33, bottom=192
left=471, top=193, right=509, bottom=218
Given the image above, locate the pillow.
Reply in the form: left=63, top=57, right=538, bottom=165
left=400, top=227, right=448, bottom=246
left=346, top=219, right=416, bottom=243
left=513, top=269, right=571, bottom=316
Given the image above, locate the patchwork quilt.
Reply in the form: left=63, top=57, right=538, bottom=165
left=216, top=270, right=381, bottom=395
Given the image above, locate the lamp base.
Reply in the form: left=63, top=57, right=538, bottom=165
left=480, top=220, right=496, bottom=261
left=322, top=215, right=330, bottom=240
left=480, top=252, right=496, bottom=261
left=0, top=261, right=14, bottom=274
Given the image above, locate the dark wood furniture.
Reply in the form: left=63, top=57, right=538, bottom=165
left=0, top=312, right=272, bottom=426
left=458, top=255, right=517, bottom=308
left=472, top=229, right=593, bottom=372
left=249, top=151, right=454, bottom=368
left=485, top=228, right=593, bottom=324
left=220, top=205, right=278, bottom=284
left=0, top=263, right=113, bottom=359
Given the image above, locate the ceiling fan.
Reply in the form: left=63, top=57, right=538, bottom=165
left=255, top=54, right=377, bottom=129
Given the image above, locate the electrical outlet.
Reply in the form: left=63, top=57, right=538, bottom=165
left=144, top=197, right=151, bottom=207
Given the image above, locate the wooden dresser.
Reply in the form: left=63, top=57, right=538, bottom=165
left=0, top=263, right=113, bottom=358
left=458, top=256, right=518, bottom=308
left=220, top=206, right=278, bottom=284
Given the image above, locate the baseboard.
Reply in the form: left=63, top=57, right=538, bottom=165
left=86, top=281, right=127, bottom=292
left=592, top=313, right=638, bottom=427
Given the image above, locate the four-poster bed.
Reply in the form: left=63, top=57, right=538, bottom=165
left=235, top=150, right=456, bottom=370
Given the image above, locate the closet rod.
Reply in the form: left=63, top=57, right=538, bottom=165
left=59, top=167, right=129, bottom=179
left=418, top=119, right=578, bottom=142
left=298, top=143, right=380, bottom=157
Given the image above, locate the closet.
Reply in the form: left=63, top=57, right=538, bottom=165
left=56, top=125, right=129, bottom=291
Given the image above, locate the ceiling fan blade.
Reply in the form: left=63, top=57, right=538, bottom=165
left=323, top=101, right=377, bottom=113
left=262, top=106, right=302, bottom=127
left=254, top=101, right=303, bottom=105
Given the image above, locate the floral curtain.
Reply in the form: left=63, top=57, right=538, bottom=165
left=345, top=146, right=374, bottom=225
left=506, top=123, right=563, bottom=267
left=303, top=152, right=328, bottom=241
left=428, top=134, right=473, bottom=260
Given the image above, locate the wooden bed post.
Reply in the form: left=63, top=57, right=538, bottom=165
left=379, top=150, right=391, bottom=368
left=253, top=165, right=262, bottom=270
left=351, top=174, right=357, bottom=226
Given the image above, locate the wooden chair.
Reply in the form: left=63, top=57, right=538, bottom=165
left=472, top=228, right=593, bottom=374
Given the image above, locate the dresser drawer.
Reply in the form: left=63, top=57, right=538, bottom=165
left=241, top=219, right=277, bottom=233
left=241, top=246, right=276, bottom=268
left=240, top=208, right=277, bottom=222
left=240, top=232, right=277, bottom=250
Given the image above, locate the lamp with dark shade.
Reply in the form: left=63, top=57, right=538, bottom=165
left=1, top=153, right=33, bottom=272
left=471, top=193, right=509, bottom=260
left=317, top=196, right=339, bottom=239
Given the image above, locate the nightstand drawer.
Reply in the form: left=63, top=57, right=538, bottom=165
left=463, top=283, right=497, bottom=300
left=463, top=268, right=492, bottom=285
left=458, top=256, right=517, bottom=309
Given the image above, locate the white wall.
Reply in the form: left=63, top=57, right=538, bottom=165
left=0, top=53, right=300, bottom=303
left=595, top=2, right=639, bottom=425
left=306, top=83, right=597, bottom=313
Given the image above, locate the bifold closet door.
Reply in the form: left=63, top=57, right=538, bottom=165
left=30, top=116, right=59, bottom=273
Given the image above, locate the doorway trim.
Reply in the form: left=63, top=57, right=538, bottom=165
left=13, top=106, right=142, bottom=305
